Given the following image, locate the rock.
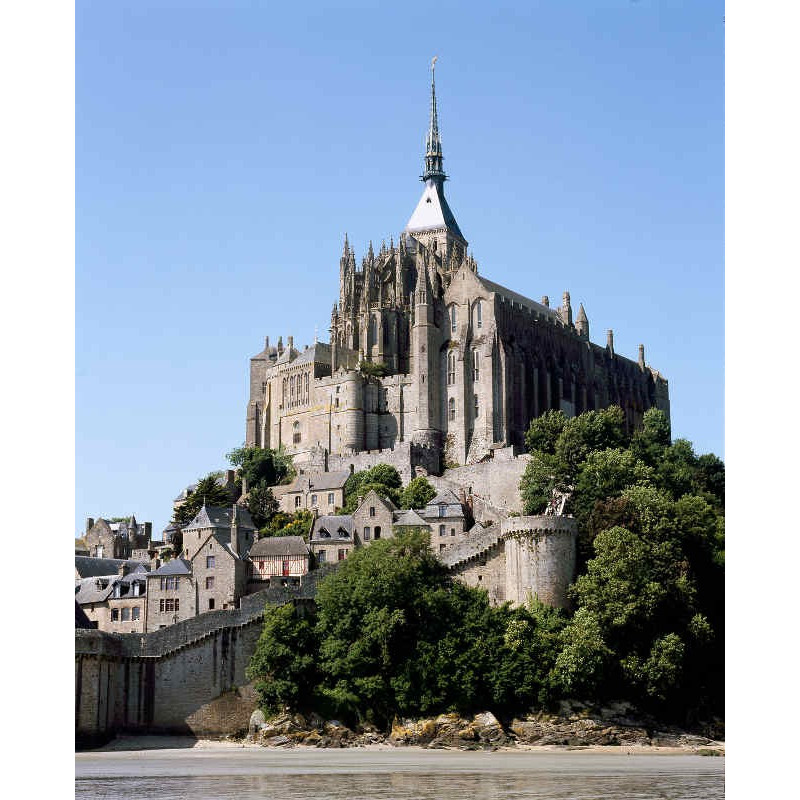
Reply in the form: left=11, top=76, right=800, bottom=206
left=472, top=712, right=510, bottom=745
left=263, top=734, right=292, bottom=747
left=248, top=709, right=266, bottom=737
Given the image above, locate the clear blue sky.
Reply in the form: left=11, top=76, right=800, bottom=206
left=76, top=0, right=724, bottom=539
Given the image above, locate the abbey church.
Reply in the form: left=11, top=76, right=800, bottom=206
left=245, top=63, right=669, bottom=474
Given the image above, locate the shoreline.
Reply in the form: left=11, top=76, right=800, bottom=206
left=84, top=734, right=724, bottom=757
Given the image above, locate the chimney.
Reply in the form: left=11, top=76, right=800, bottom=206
left=607, top=329, right=614, bottom=355
left=638, top=344, right=645, bottom=368
left=264, top=335, right=270, bottom=350
left=85, top=517, right=95, bottom=533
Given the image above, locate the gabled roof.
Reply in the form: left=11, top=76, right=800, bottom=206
left=150, top=557, right=192, bottom=576
left=249, top=535, right=309, bottom=558
left=355, top=488, right=398, bottom=514
left=183, top=504, right=255, bottom=532
left=292, top=342, right=332, bottom=366
left=74, top=556, right=146, bottom=578
left=311, top=514, right=354, bottom=541
left=75, top=601, right=95, bottom=629
left=393, top=509, right=430, bottom=528
left=477, top=275, right=560, bottom=321
left=428, top=488, right=461, bottom=506
left=283, top=469, right=351, bottom=494
left=75, top=575, right=118, bottom=604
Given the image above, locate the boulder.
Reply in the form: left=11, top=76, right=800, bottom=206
left=472, top=712, right=510, bottom=746
left=248, top=708, right=266, bottom=737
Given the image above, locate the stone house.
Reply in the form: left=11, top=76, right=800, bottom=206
left=351, top=489, right=397, bottom=544
left=419, top=488, right=470, bottom=552
left=272, top=469, right=351, bottom=514
left=107, top=565, right=149, bottom=633
left=191, top=530, right=248, bottom=615
left=75, top=555, right=147, bottom=581
left=392, top=509, right=431, bottom=538
left=248, top=535, right=310, bottom=587
left=309, top=515, right=357, bottom=565
left=84, top=515, right=153, bottom=559
left=146, top=558, right=194, bottom=631
left=75, top=574, right=116, bottom=630
left=179, top=504, right=256, bottom=561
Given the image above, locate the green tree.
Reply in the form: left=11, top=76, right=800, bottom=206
left=248, top=484, right=279, bottom=529
left=173, top=473, right=232, bottom=525
left=227, top=445, right=295, bottom=488
left=246, top=603, right=320, bottom=713
left=524, top=409, right=567, bottom=454
left=398, top=476, right=437, bottom=509
left=342, top=464, right=403, bottom=513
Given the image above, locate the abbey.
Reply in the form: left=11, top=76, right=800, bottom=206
left=245, top=64, right=669, bottom=473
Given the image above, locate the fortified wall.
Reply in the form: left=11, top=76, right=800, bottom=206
left=75, top=567, right=335, bottom=749
left=441, top=515, right=578, bottom=610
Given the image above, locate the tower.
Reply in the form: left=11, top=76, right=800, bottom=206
left=404, top=57, right=468, bottom=273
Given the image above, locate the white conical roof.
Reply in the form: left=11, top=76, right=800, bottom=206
left=405, top=179, right=465, bottom=242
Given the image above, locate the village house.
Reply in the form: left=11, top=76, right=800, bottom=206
left=83, top=515, right=153, bottom=560
left=146, top=558, right=194, bottom=631
left=309, top=515, right=357, bottom=565
left=271, top=469, right=351, bottom=514
left=247, top=535, right=310, bottom=588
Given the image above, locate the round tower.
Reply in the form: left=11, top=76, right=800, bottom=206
left=501, top=515, right=578, bottom=609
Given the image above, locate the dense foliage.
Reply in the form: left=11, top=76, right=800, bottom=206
left=247, top=530, right=566, bottom=728
left=398, top=476, right=437, bottom=509
left=173, top=473, right=232, bottom=526
left=226, top=445, right=296, bottom=527
left=342, top=464, right=403, bottom=512
left=248, top=407, right=724, bottom=728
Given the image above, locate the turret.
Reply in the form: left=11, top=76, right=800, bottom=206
left=576, top=303, right=589, bottom=340
left=560, top=291, right=573, bottom=326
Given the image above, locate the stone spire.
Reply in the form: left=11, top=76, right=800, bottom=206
left=423, top=56, right=445, bottom=182
left=405, top=58, right=467, bottom=255
left=576, top=303, right=589, bottom=340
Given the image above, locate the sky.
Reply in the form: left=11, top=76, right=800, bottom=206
left=76, top=0, right=724, bottom=539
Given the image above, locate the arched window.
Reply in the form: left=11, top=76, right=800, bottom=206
left=448, top=397, right=456, bottom=421
left=370, top=316, right=377, bottom=345
left=447, top=352, right=456, bottom=385
left=472, top=349, right=480, bottom=381
left=293, top=420, right=301, bottom=445
left=450, top=305, right=457, bottom=332
left=475, top=300, right=482, bottom=328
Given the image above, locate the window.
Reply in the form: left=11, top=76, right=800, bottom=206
left=338, top=549, right=346, bottom=561
left=474, top=393, right=479, bottom=418
left=132, top=607, right=140, bottom=621
left=209, top=598, right=215, bottom=610
left=439, top=504, right=446, bottom=518
left=369, top=506, right=375, bottom=517
left=121, top=608, right=131, bottom=622
left=439, top=524, right=445, bottom=537
left=294, top=496, right=301, bottom=508
left=476, top=300, right=482, bottom=328
left=293, top=421, right=301, bottom=445
left=374, top=526, right=381, bottom=540
left=159, top=599, right=165, bottom=613
left=282, top=560, right=290, bottom=576
left=448, top=397, right=456, bottom=420
left=328, top=492, right=335, bottom=505
left=111, top=609, right=119, bottom=622
left=451, top=528, right=456, bottom=537
left=363, top=527, right=371, bottom=540
left=311, top=494, right=318, bottom=506
left=205, top=576, right=215, bottom=589
left=450, top=305, right=457, bottom=332
left=206, top=556, right=215, bottom=568
left=440, top=543, right=447, bottom=552
left=472, top=349, right=480, bottom=381
left=447, top=352, right=456, bottom=385
left=317, top=549, right=326, bottom=562
left=258, top=560, right=265, bottom=571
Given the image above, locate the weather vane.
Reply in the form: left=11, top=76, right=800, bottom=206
left=431, top=55, right=438, bottom=69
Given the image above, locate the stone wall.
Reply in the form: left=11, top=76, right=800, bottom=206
left=502, top=516, right=578, bottom=609
left=76, top=565, right=340, bottom=747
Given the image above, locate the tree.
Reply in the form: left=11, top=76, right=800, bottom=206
left=247, top=603, right=320, bottom=713
left=398, top=476, right=437, bottom=509
left=173, top=473, right=232, bottom=525
left=248, top=484, right=279, bottom=529
left=342, top=464, right=403, bottom=512
left=227, top=445, right=295, bottom=488
left=524, top=409, right=567, bottom=455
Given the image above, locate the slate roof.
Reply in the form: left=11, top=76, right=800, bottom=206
left=393, top=509, right=430, bottom=528
left=428, top=488, right=462, bottom=506
left=284, top=469, right=351, bottom=494
left=477, top=275, right=560, bottom=321
left=150, top=557, right=192, bottom=576
left=292, top=342, right=332, bottom=366
left=117, top=564, right=150, bottom=584
left=310, top=515, right=354, bottom=541
left=75, top=575, right=118, bottom=604
left=74, top=556, right=146, bottom=579
left=405, top=179, right=465, bottom=241
left=249, top=535, right=309, bottom=558
left=183, top=504, right=255, bottom=532
left=75, top=601, right=96, bottom=629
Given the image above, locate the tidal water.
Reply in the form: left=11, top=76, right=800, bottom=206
left=75, top=742, right=724, bottom=800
